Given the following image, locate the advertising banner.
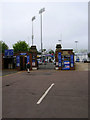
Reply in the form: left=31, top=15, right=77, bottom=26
left=27, top=55, right=30, bottom=63
left=20, top=53, right=27, bottom=55
left=70, top=55, right=74, bottom=67
left=62, top=61, right=70, bottom=70
left=58, top=52, right=61, bottom=67
left=5, top=49, right=13, bottom=56
left=32, top=60, right=35, bottom=66
left=16, top=56, right=20, bottom=67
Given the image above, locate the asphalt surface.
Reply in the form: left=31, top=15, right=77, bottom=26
left=2, top=69, right=18, bottom=76
left=38, top=63, right=55, bottom=70
left=2, top=69, right=88, bottom=118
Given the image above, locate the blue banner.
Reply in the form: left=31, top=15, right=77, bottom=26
left=62, top=61, right=70, bottom=70
left=27, top=55, right=30, bottom=63
left=58, top=52, right=62, bottom=67
left=32, top=60, right=35, bottom=66
left=70, top=55, right=74, bottom=67
left=16, top=56, right=20, bottom=67
left=5, top=49, right=13, bottom=56
left=20, top=53, right=27, bottom=55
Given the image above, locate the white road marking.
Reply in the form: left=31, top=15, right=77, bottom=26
left=37, top=83, right=55, bottom=105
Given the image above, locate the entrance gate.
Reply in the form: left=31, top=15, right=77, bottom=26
left=37, top=54, right=55, bottom=70
left=38, top=62, right=55, bottom=70
left=16, top=52, right=32, bottom=71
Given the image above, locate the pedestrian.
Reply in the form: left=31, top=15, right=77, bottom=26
left=26, top=62, right=30, bottom=73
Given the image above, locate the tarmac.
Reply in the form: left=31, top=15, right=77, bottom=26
left=2, top=62, right=88, bottom=118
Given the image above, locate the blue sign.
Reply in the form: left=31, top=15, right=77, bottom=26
left=16, top=56, right=20, bottom=67
left=62, top=61, right=70, bottom=70
left=5, top=49, right=13, bottom=56
left=32, top=60, right=35, bottom=62
left=20, top=53, right=27, bottom=55
left=32, top=60, right=35, bottom=66
left=70, top=55, right=74, bottom=67
left=27, top=55, right=30, bottom=63
left=58, top=52, right=62, bottom=67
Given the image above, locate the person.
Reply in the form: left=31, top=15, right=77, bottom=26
left=26, top=62, right=30, bottom=73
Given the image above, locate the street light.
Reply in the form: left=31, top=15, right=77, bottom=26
left=75, top=40, right=78, bottom=52
left=32, top=16, right=36, bottom=46
left=58, top=40, right=62, bottom=44
left=39, top=8, right=45, bottom=58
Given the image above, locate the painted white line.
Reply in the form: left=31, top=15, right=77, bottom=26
left=37, top=83, right=55, bottom=105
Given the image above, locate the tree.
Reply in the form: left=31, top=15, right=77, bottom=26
left=0, top=41, right=9, bottom=53
left=42, top=49, right=46, bottom=52
left=49, top=49, right=54, bottom=54
left=13, top=40, right=29, bottom=52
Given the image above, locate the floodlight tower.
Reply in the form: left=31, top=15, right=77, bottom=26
left=75, top=40, right=78, bottom=52
left=39, top=8, right=45, bottom=58
left=32, top=16, right=36, bottom=46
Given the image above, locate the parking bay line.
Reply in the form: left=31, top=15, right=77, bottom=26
left=37, top=83, right=55, bottom=105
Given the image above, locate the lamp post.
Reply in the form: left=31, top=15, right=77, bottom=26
left=39, top=8, right=45, bottom=58
left=58, top=40, right=62, bottom=44
left=75, top=40, right=78, bottom=52
left=32, top=16, right=36, bottom=46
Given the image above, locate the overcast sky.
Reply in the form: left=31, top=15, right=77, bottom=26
left=1, top=2, right=88, bottom=51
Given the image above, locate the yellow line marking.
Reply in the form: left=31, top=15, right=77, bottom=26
left=2, top=71, right=25, bottom=77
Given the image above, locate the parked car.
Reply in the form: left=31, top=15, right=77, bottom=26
left=76, top=57, right=80, bottom=62
left=82, top=58, right=87, bottom=63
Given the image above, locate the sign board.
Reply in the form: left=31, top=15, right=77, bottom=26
left=27, top=55, right=30, bottom=63
left=5, top=49, right=13, bottom=56
left=70, top=55, right=74, bottom=67
left=16, top=56, right=20, bottom=67
left=32, top=60, right=35, bottom=66
left=62, top=61, right=70, bottom=70
left=20, top=53, right=27, bottom=55
left=58, top=52, right=62, bottom=67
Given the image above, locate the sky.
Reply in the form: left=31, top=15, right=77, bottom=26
left=0, top=1, right=88, bottom=51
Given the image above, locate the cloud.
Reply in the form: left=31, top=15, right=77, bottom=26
left=2, top=2, right=88, bottom=50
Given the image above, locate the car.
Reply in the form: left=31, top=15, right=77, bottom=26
left=82, top=58, right=87, bottom=63
left=76, top=57, right=80, bottom=62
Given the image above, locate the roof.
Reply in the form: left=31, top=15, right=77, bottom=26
left=61, top=48, right=73, bottom=51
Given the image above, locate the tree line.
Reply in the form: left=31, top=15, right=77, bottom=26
left=0, top=40, right=55, bottom=55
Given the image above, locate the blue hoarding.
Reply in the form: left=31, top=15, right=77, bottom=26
left=20, top=53, right=27, bottom=55
left=58, top=52, right=62, bottom=67
left=27, top=55, right=30, bottom=63
left=62, top=61, right=70, bottom=70
left=32, top=60, right=35, bottom=66
left=5, top=49, right=13, bottom=56
left=70, top=55, right=74, bottom=67
left=16, top=56, right=20, bottom=67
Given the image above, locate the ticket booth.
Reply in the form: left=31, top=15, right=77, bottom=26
left=15, top=52, right=32, bottom=70
left=55, top=44, right=75, bottom=70
left=30, top=46, right=38, bottom=70
left=3, top=49, right=16, bottom=69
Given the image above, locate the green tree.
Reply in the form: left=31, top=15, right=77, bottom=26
left=49, top=50, right=54, bottom=54
left=42, top=49, right=46, bottom=52
left=13, top=40, right=29, bottom=52
left=0, top=41, right=9, bottom=53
